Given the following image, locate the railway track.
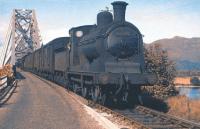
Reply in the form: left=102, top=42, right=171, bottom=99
left=89, top=102, right=200, bottom=129
left=116, top=106, right=200, bottom=129
left=33, top=71, right=200, bottom=129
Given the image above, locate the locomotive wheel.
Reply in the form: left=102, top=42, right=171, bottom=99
left=99, top=93, right=107, bottom=105
left=73, top=84, right=78, bottom=93
left=82, top=87, right=88, bottom=98
left=128, top=87, right=142, bottom=107
left=91, top=86, right=100, bottom=102
left=138, top=95, right=143, bottom=105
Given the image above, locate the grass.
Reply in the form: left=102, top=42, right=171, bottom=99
left=167, top=95, right=200, bottom=122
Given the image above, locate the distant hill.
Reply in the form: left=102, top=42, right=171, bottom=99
left=146, top=36, right=200, bottom=71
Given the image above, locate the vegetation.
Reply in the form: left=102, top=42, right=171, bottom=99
left=0, top=64, right=13, bottom=77
left=149, top=36, right=200, bottom=71
left=191, top=77, right=200, bottom=86
left=167, top=95, right=200, bottom=122
left=142, top=44, right=178, bottom=100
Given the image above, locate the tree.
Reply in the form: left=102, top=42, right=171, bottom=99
left=191, top=77, right=200, bottom=86
left=143, top=44, right=178, bottom=99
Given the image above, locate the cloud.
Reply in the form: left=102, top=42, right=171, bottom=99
left=0, top=15, right=10, bottom=45
left=38, top=18, right=71, bottom=44
left=40, top=28, right=68, bottom=44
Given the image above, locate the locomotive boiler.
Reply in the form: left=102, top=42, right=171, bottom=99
left=23, top=1, right=157, bottom=106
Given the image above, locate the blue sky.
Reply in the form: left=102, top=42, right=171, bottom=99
left=0, top=0, right=200, bottom=44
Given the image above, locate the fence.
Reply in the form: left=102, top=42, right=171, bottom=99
left=0, top=75, right=17, bottom=106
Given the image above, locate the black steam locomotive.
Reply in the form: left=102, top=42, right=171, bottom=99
left=23, top=1, right=157, bottom=105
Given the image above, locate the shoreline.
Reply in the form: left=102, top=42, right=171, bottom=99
left=175, top=85, right=200, bottom=88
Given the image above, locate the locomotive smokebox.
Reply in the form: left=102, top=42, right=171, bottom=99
left=111, top=1, right=128, bottom=22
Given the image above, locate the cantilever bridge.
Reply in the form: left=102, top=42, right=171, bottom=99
left=0, top=9, right=41, bottom=67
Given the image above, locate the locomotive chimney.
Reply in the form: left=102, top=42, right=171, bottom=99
left=111, top=1, right=128, bottom=22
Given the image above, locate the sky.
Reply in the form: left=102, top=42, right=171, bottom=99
left=0, top=0, right=200, bottom=45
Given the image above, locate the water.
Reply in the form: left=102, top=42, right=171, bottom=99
left=177, top=86, right=200, bottom=100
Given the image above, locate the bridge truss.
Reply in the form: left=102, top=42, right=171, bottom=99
left=0, top=9, right=41, bottom=67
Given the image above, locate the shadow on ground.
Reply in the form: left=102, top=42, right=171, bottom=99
left=141, top=95, right=169, bottom=113
left=16, top=72, right=25, bottom=80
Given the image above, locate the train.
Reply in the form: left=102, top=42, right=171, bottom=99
left=22, top=1, right=157, bottom=106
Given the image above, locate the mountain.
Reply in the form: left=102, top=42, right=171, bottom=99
left=147, top=36, right=200, bottom=71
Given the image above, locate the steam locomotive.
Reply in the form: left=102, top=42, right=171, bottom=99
left=23, top=1, right=157, bottom=106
